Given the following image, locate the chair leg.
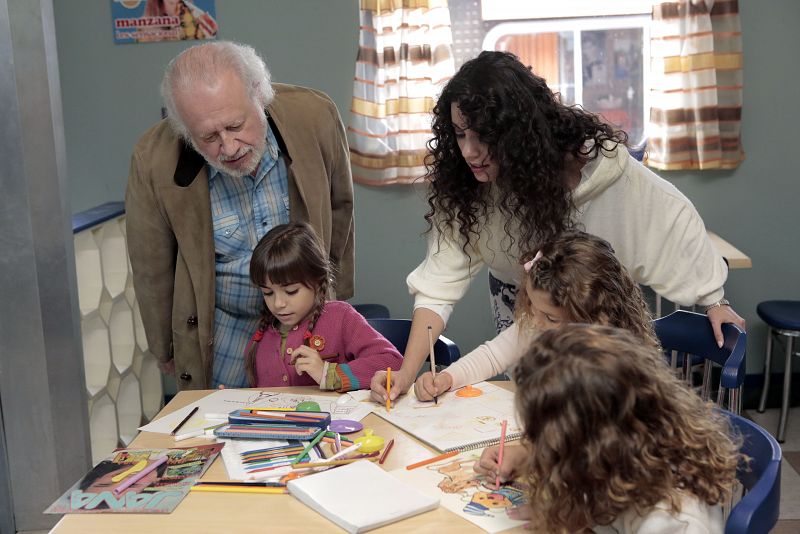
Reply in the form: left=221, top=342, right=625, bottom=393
left=701, top=361, right=712, bottom=402
left=777, top=336, right=794, bottom=443
left=758, top=328, right=774, bottom=413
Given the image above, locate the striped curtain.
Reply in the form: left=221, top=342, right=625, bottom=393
left=647, top=0, right=744, bottom=170
left=349, top=0, right=455, bottom=186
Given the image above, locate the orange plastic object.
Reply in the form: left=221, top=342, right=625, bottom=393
left=456, top=384, right=483, bottom=397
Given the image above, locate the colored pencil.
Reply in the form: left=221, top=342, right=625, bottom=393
left=195, top=481, right=286, bottom=488
left=190, top=485, right=287, bottom=495
left=428, top=326, right=438, bottom=405
left=292, top=429, right=325, bottom=464
left=405, top=450, right=459, bottom=470
left=378, top=438, right=395, bottom=465
left=174, top=422, right=227, bottom=441
left=170, top=406, right=199, bottom=435
left=386, top=367, right=392, bottom=412
left=112, top=455, right=168, bottom=495
left=291, top=457, right=378, bottom=470
left=325, top=442, right=361, bottom=462
left=496, top=419, right=508, bottom=490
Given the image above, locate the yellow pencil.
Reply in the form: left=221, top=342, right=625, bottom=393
left=190, top=485, right=288, bottom=495
left=386, top=367, right=392, bottom=412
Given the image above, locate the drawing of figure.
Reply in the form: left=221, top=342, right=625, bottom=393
left=463, top=485, right=526, bottom=517
left=431, top=458, right=482, bottom=495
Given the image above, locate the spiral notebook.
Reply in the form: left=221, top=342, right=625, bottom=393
left=373, top=382, right=523, bottom=452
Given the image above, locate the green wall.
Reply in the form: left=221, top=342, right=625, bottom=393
left=54, top=0, right=799, bottom=371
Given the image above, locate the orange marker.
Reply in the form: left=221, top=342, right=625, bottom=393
left=386, top=367, right=392, bottom=412
left=405, top=450, right=459, bottom=470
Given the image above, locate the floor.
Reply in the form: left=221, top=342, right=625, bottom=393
left=18, top=409, right=800, bottom=534
left=747, top=407, right=800, bottom=533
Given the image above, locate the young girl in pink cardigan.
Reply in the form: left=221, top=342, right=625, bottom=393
left=245, top=222, right=402, bottom=391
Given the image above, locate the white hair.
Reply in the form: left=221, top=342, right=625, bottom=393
left=160, top=41, right=275, bottom=141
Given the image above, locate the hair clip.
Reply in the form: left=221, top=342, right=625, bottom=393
left=523, top=250, right=543, bottom=272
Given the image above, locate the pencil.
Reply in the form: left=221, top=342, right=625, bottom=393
left=174, top=421, right=226, bottom=441
left=496, top=419, right=508, bottom=490
left=291, top=457, right=378, bottom=469
left=195, top=481, right=286, bottom=488
left=378, top=438, right=395, bottom=465
left=428, top=326, right=437, bottom=404
left=170, top=406, right=199, bottom=435
left=406, top=449, right=459, bottom=470
left=190, top=485, right=287, bottom=495
left=291, top=429, right=325, bottom=464
left=386, top=367, right=392, bottom=412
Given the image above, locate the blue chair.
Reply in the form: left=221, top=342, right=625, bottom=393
left=724, top=411, right=782, bottom=534
left=352, top=303, right=391, bottom=319
left=366, top=318, right=461, bottom=367
left=653, top=310, right=746, bottom=413
left=756, top=300, right=800, bottom=443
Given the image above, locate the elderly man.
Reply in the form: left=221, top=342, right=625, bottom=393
left=126, top=41, right=354, bottom=390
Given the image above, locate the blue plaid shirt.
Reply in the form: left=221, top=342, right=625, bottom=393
left=208, top=124, right=289, bottom=387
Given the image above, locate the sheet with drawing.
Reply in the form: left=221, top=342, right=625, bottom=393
left=370, top=382, right=523, bottom=452
left=138, top=389, right=374, bottom=435
left=391, top=450, right=527, bottom=533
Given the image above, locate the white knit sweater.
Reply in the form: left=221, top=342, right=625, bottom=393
left=407, top=143, right=728, bottom=326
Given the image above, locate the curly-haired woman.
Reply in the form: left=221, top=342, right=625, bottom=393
left=370, top=51, right=744, bottom=402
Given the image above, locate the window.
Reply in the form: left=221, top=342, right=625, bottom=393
left=449, top=1, right=651, bottom=145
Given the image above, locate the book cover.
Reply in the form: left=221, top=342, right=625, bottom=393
left=45, top=443, right=223, bottom=514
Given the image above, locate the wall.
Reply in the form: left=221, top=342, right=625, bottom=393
left=54, top=0, right=799, bottom=370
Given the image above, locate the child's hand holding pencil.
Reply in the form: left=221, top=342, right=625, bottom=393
left=473, top=442, right=528, bottom=484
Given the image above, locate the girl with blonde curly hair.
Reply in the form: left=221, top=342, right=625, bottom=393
left=477, top=324, right=740, bottom=533
left=415, top=230, right=658, bottom=400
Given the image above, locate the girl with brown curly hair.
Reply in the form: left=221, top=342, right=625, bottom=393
left=415, top=230, right=659, bottom=400
left=476, top=324, right=740, bottom=533
left=370, top=51, right=744, bottom=404
left=244, top=222, right=401, bottom=390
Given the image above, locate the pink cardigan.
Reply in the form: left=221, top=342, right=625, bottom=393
left=250, top=301, right=403, bottom=390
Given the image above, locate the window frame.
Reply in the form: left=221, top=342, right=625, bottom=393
left=483, top=15, right=651, bottom=144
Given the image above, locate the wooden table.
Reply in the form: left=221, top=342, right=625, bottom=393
left=708, top=231, right=751, bottom=270
left=51, top=386, right=524, bottom=533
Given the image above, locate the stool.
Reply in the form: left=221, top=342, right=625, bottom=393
left=757, top=300, right=800, bottom=443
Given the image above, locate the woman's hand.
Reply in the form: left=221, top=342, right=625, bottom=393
left=474, top=443, right=528, bottom=484
left=414, top=371, right=454, bottom=401
left=291, top=345, right=325, bottom=384
left=706, top=304, right=746, bottom=348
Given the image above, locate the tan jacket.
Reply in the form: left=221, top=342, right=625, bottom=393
left=125, top=84, right=354, bottom=390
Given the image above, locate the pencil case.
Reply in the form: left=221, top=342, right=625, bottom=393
left=227, top=409, right=331, bottom=429
left=214, top=423, right=323, bottom=441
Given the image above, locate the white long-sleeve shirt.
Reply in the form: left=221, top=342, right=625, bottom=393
left=407, top=143, right=728, bottom=327
left=596, top=496, right=724, bottom=534
left=442, top=322, right=531, bottom=389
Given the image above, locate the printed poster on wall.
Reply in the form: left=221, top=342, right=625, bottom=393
left=111, top=0, right=218, bottom=44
